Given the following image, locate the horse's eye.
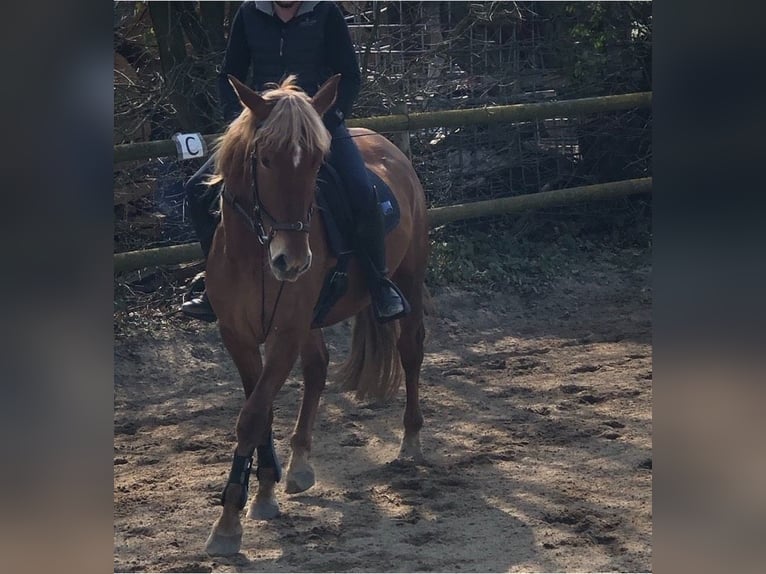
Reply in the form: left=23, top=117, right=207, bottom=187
left=260, top=157, right=271, bottom=169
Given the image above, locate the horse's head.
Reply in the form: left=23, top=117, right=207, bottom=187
left=222, top=74, right=339, bottom=282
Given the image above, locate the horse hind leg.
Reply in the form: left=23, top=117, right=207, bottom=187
left=394, top=273, right=426, bottom=463
left=285, top=329, right=329, bottom=494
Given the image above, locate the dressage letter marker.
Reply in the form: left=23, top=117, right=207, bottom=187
left=172, top=132, right=207, bottom=160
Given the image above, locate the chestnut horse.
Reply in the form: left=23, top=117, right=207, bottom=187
left=202, top=74, right=429, bottom=555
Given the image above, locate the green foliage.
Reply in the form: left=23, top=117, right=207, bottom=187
left=426, top=203, right=651, bottom=295
left=536, top=1, right=652, bottom=97
left=427, top=222, right=574, bottom=296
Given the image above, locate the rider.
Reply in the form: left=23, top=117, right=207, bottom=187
left=181, top=0, right=408, bottom=324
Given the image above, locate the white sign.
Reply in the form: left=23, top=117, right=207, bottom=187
left=172, top=132, right=208, bottom=160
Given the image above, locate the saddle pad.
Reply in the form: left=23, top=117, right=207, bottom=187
left=315, top=163, right=400, bottom=258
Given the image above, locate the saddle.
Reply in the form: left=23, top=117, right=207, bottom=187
left=311, top=163, right=400, bottom=327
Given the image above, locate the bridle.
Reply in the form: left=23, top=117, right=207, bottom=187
left=222, top=152, right=314, bottom=246
left=221, top=151, right=315, bottom=339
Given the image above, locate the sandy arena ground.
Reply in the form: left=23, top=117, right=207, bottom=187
left=114, top=245, right=651, bottom=572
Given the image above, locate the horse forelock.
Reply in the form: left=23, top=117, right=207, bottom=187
left=255, top=84, right=331, bottom=161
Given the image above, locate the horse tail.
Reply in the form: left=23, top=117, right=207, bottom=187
left=336, top=306, right=403, bottom=402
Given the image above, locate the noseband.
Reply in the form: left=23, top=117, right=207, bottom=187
left=222, top=153, right=314, bottom=246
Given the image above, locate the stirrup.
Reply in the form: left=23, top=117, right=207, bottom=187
left=371, top=278, right=411, bottom=324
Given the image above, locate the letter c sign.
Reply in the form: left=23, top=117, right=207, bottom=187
left=172, top=133, right=208, bottom=160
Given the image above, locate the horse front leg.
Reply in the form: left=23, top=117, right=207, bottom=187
left=203, top=327, right=260, bottom=556
left=248, top=411, right=281, bottom=520
left=205, top=331, right=302, bottom=556
left=285, top=329, right=329, bottom=494
left=219, top=329, right=282, bottom=520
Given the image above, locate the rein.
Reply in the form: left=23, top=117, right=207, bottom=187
left=221, top=153, right=313, bottom=340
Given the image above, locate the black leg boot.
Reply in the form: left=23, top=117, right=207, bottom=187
left=181, top=283, right=217, bottom=322
left=180, top=184, right=221, bottom=323
left=355, top=199, right=410, bottom=323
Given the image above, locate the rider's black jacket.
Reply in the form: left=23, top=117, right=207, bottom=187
left=216, top=1, right=361, bottom=131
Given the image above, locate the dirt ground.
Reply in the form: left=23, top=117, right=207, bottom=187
left=114, top=244, right=652, bottom=573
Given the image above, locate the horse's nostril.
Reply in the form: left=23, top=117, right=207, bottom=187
left=272, top=254, right=288, bottom=272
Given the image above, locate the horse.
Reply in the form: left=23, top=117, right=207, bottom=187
left=202, top=74, right=429, bottom=555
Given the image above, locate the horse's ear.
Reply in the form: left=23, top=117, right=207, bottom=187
left=228, top=75, right=272, bottom=120
left=312, top=74, right=341, bottom=116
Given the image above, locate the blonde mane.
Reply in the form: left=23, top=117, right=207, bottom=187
left=208, top=75, right=331, bottom=187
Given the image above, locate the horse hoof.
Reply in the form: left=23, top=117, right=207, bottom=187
left=397, top=451, right=425, bottom=465
left=398, top=436, right=425, bottom=464
left=247, top=496, right=281, bottom=520
left=204, top=526, right=242, bottom=556
left=285, top=468, right=315, bottom=494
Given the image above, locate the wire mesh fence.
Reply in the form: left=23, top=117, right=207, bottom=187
left=113, top=1, right=651, bottom=254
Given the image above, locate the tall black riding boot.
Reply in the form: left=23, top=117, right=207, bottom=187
left=180, top=184, right=221, bottom=323
left=355, top=199, right=410, bottom=323
left=181, top=282, right=217, bottom=322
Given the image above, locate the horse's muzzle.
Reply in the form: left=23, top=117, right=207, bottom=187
left=270, top=252, right=312, bottom=282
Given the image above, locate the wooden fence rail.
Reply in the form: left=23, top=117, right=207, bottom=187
left=113, top=92, right=651, bottom=164
left=114, top=177, right=651, bottom=274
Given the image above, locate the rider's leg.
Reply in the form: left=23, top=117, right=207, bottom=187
left=328, top=125, right=409, bottom=323
left=180, top=156, right=219, bottom=322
